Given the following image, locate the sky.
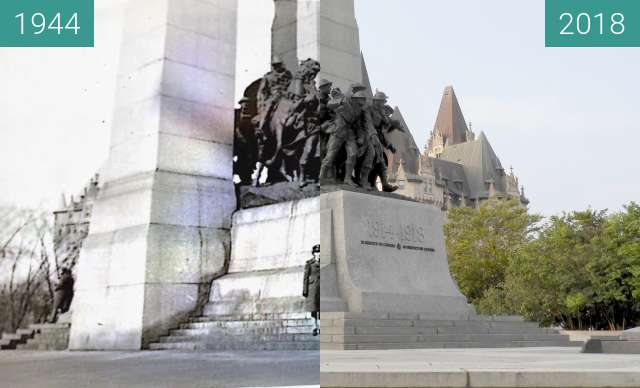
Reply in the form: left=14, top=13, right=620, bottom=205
left=0, top=0, right=638, bottom=216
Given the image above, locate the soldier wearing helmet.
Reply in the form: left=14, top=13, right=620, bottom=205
left=316, top=79, right=334, bottom=160
left=363, top=90, right=399, bottom=192
left=320, top=90, right=371, bottom=186
left=256, top=55, right=293, bottom=132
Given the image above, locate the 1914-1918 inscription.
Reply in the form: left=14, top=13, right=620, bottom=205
left=361, top=217, right=435, bottom=253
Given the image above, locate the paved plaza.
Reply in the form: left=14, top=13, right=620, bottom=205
left=0, top=350, right=319, bottom=388
left=321, top=347, right=640, bottom=387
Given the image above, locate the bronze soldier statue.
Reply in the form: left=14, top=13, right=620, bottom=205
left=303, top=244, right=321, bottom=336
left=319, top=90, right=369, bottom=186
left=256, top=56, right=293, bottom=133
left=366, top=91, right=399, bottom=192
left=48, top=267, right=74, bottom=323
left=316, top=79, right=335, bottom=172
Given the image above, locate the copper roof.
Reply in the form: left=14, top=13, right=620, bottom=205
left=433, top=86, right=469, bottom=145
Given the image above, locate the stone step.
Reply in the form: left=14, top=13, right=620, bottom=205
left=171, top=325, right=314, bottom=337
left=324, top=338, right=572, bottom=350
left=191, top=311, right=310, bottom=322
left=331, top=318, right=540, bottom=330
left=29, top=323, right=70, bottom=330
left=203, top=297, right=307, bottom=316
left=181, top=319, right=312, bottom=330
left=149, top=340, right=320, bottom=351
left=343, top=325, right=555, bottom=336
left=17, top=338, right=69, bottom=351
left=0, top=330, right=36, bottom=350
left=0, top=323, right=72, bottom=351
left=348, top=339, right=571, bottom=350
left=0, top=339, right=15, bottom=350
left=435, top=327, right=554, bottom=335
left=332, top=333, right=570, bottom=344
left=1, top=333, right=23, bottom=341
left=159, top=332, right=317, bottom=343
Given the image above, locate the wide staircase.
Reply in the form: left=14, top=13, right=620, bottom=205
left=149, top=295, right=319, bottom=351
left=0, top=323, right=70, bottom=351
left=150, top=198, right=321, bottom=351
left=321, top=313, right=580, bottom=350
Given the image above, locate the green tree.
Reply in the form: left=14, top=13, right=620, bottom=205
left=505, top=211, right=603, bottom=328
left=587, top=202, right=640, bottom=329
left=444, top=198, right=541, bottom=312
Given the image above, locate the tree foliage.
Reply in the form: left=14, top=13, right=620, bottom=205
left=445, top=200, right=640, bottom=330
left=0, top=207, right=56, bottom=333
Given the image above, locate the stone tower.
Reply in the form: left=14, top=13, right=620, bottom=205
left=272, top=0, right=363, bottom=90
left=69, top=0, right=239, bottom=350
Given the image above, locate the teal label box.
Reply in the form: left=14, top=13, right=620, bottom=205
left=0, top=0, right=94, bottom=47
left=546, top=0, right=640, bottom=47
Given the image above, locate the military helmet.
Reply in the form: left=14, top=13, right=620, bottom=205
left=350, top=82, right=366, bottom=92
left=312, top=244, right=320, bottom=254
left=373, top=91, right=388, bottom=101
left=238, top=96, right=249, bottom=104
left=351, top=91, right=368, bottom=100
left=317, top=78, right=333, bottom=88
left=271, top=55, right=284, bottom=65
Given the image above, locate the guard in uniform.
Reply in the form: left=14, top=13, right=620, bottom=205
left=303, top=244, right=321, bottom=336
left=48, top=268, right=75, bottom=323
left=234, top=97, right=258, bottom=185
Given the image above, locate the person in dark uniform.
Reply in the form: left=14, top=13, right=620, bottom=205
left=234, top=96, right=258, bottom=186
left=303, top=244, right=321, bottom=336
left=48, top=267, right=74, bottom=323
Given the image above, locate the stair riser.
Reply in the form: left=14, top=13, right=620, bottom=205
left=332, top=320, right=541, bottom=330
left=332, top=335, right=569, bottom=344
left=182, top=319, right=313, bottom=329
left=338, top=340, right=570, bottom=350
left=190, top=313, right=310, bottom=322
left=149, top=341, right=320, bottom=351
left=159, top=333, right=316, bottom=343
left=347, top=326, right=554, bottom=336
left=171, top=326, right=314, bottom=336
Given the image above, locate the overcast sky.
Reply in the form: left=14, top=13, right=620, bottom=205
left=0, top=0, right=638, bottom=216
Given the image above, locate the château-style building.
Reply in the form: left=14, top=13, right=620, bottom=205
left=384, top=86, right=528, bottom=209
left=52, top=174, right=100, bottom=270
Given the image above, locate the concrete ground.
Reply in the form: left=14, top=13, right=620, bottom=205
left=0, top=350, right=319, bottom=388
left=321, top=347, right=640, bottom=387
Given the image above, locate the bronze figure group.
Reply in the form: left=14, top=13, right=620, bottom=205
left=234, top=57, right=403, bottom=192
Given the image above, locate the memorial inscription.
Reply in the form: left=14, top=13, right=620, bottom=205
left=361, top=217, right=435, bottom=253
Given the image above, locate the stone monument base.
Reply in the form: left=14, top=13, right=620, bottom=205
left=149, top=197, right=320, bottom=350
left=320, top=189, right=573, bottom=350
left=320, top=188, right=473, bottom=317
